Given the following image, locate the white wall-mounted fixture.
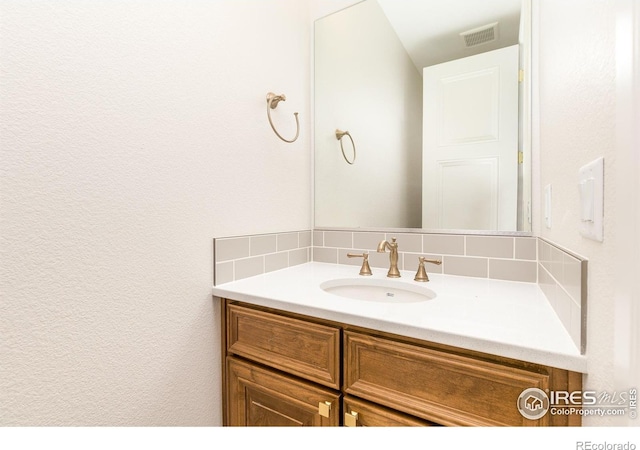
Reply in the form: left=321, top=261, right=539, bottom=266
left=578, top=157, right=604, bottom=242
left=544, top=184, right=552, bottom=228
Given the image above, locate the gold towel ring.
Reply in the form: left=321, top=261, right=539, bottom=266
left=266, top=92, right=299, bottom=143
left=335, top=129, right=356, bottom=164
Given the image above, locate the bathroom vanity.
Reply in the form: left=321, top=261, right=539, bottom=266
left=213, top=262, right=586, bottom=427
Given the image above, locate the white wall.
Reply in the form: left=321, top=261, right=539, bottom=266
left=613, top=0, right=640, bottom=426
left=0, top=0, right=311, bottom=426
left=534, top=0, right=638, bottom=425
left=310, top=0, right=361, bottom=24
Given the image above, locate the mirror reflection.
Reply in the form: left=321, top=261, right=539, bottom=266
left=314, top=0, right=531, bottom=233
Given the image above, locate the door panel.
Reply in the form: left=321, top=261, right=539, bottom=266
left=438, top=67, right=501, bottom=146
left=423, top=45, right=519, bottom=230
left=438, top=157, right=498, bottom=230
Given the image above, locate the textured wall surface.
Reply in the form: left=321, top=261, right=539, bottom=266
left=535, top=0, right=618, bottom=425
left=0, top=0, right=311, bottom=425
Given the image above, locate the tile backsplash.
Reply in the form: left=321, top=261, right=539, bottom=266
left=214, top=230, right=311, bottom=285
left=537, top=238, right=587, bottom=353
left=313, top=230, right=538, bottom=283
left=213, top=229, right=587, bottom=354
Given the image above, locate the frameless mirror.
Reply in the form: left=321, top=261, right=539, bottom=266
left=314, top=0, right=531, bottom=233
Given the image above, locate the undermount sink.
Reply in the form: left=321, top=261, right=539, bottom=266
left=320, top=278, right=436, bottom=303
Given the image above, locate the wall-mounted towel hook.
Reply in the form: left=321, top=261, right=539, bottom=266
left=335, top=129, right=356, bottom=164
left=266, top=92, right=300, bottom=143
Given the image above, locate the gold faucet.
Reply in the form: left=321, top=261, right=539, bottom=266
left=347, top=252, right=373, bottom=276
left=377, top=237, right=400, bottom=278
left=414, top=256, right=442, bottom=282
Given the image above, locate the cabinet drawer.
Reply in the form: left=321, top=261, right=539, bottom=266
left=344, top=395, right=437, bottom=427
left=344, top=331, right=550, bottom=426
left=227, top=303, right=341, bottom=389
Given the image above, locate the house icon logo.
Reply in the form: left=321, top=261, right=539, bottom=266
left=517, top=388, right=550, bottom=420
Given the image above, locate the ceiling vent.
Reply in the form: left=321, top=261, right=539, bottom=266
left=460, top=22, right=499, bottom=48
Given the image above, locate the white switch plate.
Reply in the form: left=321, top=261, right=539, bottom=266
left=578, top=157, right=604, bottom=241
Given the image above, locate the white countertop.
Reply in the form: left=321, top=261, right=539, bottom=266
left=212, top=262, right=587, bottom=373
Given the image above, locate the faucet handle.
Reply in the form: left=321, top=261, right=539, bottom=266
left=347, top=252, right=373, bottom=276
left=414, top=256, right=442, bottom=282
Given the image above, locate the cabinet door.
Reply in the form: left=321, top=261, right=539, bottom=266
left=343, top=396, right=437, bottom=427
left=227, top=357, right=340, bottom=426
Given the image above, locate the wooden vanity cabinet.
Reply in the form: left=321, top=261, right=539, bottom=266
left=221, top=299, right=582, bottom=427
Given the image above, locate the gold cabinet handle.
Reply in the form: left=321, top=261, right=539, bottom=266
left=318, top=401, right=332, bottom=418
left=344, top=410, right=358, bottom=427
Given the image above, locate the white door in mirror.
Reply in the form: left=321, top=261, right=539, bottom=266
left=422, top=45, right=519, bottom=231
